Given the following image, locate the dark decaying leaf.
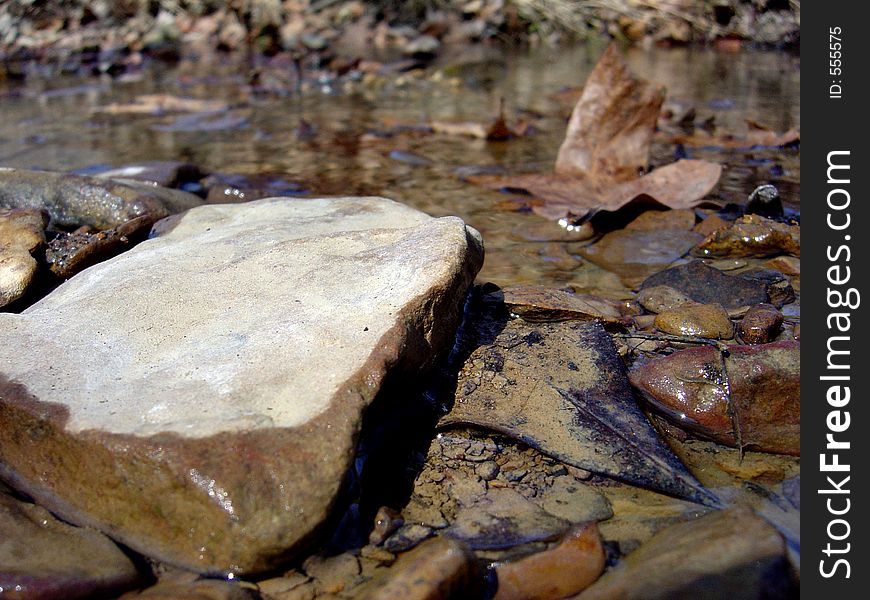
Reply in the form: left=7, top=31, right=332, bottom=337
left=467, top=44, right=721, bottom=222
left=438, top=290, right=720, bottom=506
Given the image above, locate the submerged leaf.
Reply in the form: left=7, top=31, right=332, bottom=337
left=439, top=290, right=720, bottom=506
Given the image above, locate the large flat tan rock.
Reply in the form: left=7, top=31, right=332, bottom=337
left=0, top=197, right=483, bottom=575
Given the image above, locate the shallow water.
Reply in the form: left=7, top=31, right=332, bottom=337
left=0, top=43, right=799, bottom=291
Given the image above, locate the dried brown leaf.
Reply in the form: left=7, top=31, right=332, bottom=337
left=555, top=43, right=665, bottom=182
left=467, top=44, right=720, bottom=223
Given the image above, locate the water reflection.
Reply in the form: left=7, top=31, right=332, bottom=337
left=0, top=43, right=799, bottom=288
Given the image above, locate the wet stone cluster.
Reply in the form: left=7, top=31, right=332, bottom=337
left=1, top=39, right=800, bottom=600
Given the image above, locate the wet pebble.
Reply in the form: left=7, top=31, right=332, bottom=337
left=738, top=304, right=783, bottom=344
left=494, top=523, right=605, bottom=600
left=536, top=477, right=612, bottom=523
left=499, top=284, right=625, bottom=323
left=368, top=506, right=404, bottom=546
left=693, top=214, right=800, bottom=258
left=745, top=184, right=783, bottom=218
left=636, top=285, right=697, bottom=314
left=475, top=460, right=500, bottom=481
left=357, top=537, right=479, bottom=600
left=0, top=208, right=46, bottom=307
left=388, top=149, right=434, bottom=166
left=654, top=303, right=733, bottom=339
left=738, top=268, right=795, bottom=308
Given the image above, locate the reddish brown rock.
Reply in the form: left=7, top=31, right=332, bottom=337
left=494, top=523, right=605, bottom=600
left=738, top=304, right=784, bottom=344
left=629, top=342, right=799, bottom=454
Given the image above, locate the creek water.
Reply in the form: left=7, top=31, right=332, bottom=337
left=0, top=42, right=799, bottom=292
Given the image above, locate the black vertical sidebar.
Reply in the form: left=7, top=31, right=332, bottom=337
left=803, top=2, right=869, bottom=597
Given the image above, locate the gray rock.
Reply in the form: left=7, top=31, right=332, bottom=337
left=640, top=261, right=768, bottom=309
left=0, top=168, right=203, bottom=230
left=0, top=197, right=483, bottom=575
left=0, top=491, right=142, bottom=599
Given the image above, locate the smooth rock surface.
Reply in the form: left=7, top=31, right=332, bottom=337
left=0, top=491, right=142, bottom=600
left=0, top=208, right=46, bottom=307
left=629, top=341, right=800, bottom=454
left=0, top=197, right=483, bottom=575
left=654, top=303, right=734, bottom=339
left=575, top=508, right=793, bottom=600
left=0, top=168, right=203, bottom=229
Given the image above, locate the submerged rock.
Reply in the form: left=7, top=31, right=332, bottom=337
left=629, top=341, right=800, bottom=454
left=0, top=197, right=483, bottom=575
left=580, top=229, right=703, bottom=287
left=0, top=168, right=203, bottom=230
left=0, top=208, right=46, bottom=307
left=654, top=303, right=733, bottom=339
left=500, top=284, right=625, bottom=323
left=636, top=285, right=697, bottom=314
left=575, top=508, right=794, bottom=600
left=640, top=261, right=768, bottom=309
left=494, top=523, right=605, bottom=600
left=0, top=491, right=142, bottom=600
left=440, top=291, right=718, bottom=505
left=692, top=214, right=800, bottom=258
